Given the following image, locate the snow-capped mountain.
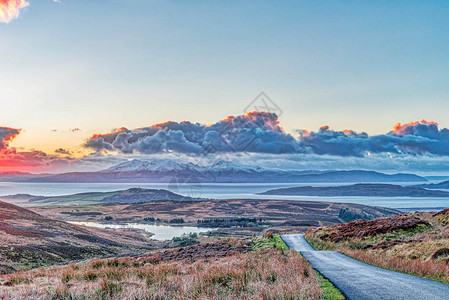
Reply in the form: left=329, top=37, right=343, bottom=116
left=102, top=159, right=190, bottom=173
left=101, top=159, right=266, bottom=175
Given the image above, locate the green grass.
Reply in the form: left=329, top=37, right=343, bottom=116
left=252, top=233, right=289, bottom=251
left=317, top=272, right=346, bottom=300
left=273, top=235, right=289, bottom=250
left=32, top=191, right=119, bottom=205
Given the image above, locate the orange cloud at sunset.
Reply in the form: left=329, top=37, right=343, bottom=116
left=0, top=0, right=28, bottom=23
left=0, top=126, right=70, bottom=172
left=392, top=120, right=439, bottom=134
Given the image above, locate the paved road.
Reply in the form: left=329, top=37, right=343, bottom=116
left=282, top=234, right=449, bottom=300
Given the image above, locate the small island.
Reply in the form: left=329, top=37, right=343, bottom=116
left=259, top=183, right=449, bottom=197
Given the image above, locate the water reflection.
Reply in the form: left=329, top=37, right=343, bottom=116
left=70, top=221, right=216, bottom=240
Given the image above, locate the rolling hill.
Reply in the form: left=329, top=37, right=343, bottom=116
left=0, top=188, right=206, bottom=207
left=0, top=200, right=162, bottom=273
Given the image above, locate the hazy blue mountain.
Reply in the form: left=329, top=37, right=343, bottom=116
left=3, top=159, right=428, bottom=184
left=260, top=183, right=449, bottom=197
left=415, top=180, right=449, bottom=190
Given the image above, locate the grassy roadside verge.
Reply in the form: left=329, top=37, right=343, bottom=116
left=252, top=232, right=289, bottom=250
left=304, top=212, right=449, bottom=285
left=316, top=272, right=346, bottom=300
left=261, top=233, right=346, bottom=300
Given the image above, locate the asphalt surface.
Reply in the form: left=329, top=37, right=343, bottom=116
left=281, top=234, right=449, bottom=300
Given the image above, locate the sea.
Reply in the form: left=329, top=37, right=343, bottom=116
left=1, top=181, right=449, bottom=211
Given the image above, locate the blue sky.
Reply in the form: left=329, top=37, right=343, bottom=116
left=0, top=0, right=449, bottom=172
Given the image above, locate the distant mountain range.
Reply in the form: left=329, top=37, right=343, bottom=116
left=0, top=159, right=428, bottom=184
left=259, top=183, right=449, bottom=197
left=414, top=180, right=449, bottom=190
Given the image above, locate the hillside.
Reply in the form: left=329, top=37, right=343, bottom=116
left=305, top=209, right=449, bottom=285
left=0, top=188, right=205, bottom=207
left=0, top=201, right=162, bottom=273
left=260, top=183, right=449, bottom=197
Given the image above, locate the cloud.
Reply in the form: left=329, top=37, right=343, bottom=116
left=0, top=126, right=70, bottom=172
left=298, top=120, right=449, bottom=156
left=55, top=148, right=71, bottom=155
left=0, top=148, right=69, bottom=170
left=5, top=116, right=449, bottom=173
left=0, top=0, right=29, bottom=23
left=86, top=113, right=449, bottom=158
left=86, top=112, right=300, bottom=155
left=0, top=127, right=21, bottom=149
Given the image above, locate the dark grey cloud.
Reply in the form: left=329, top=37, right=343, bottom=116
left=85, top=115, right=449, bottom=157
left=55, top=148, right=72, bottom=155
left=0, top=127, right=21, bottom=150
left=297, top=120, right=449, bottom=156
left=85, top=112, right=299, bottom=155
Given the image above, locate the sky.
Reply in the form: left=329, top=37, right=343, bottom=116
left=1, top=0, right=449, bottom=173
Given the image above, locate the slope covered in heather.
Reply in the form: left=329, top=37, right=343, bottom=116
left=0, top=201, right=162, bottom=274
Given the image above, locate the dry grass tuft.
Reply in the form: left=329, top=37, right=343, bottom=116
left=306, top=211, right=449, bottom=284
left=0, top=247, right=322, bottom=299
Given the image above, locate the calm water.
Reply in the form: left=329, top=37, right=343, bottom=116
left=69, top=222, right=215, bottom=240
left=1, top=181, right=448, bottom=210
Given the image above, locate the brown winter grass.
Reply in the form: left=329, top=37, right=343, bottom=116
left=306, top=211, right=449, bottom=285
left=0, top=242, right=322, bottom=299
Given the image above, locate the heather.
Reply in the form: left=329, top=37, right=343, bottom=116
left=306, top=210, right=449, bottom=284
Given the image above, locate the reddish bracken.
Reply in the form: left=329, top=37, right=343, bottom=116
left=319, top=215, right=430, bottom=242
left=136, top=240, right=253, bottom=263
left=433, top=209, right=449, bottom=216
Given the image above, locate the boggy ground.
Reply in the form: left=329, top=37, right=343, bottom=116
left=1, top=196, right=398, bottom=275
left=0, top=236, right=325, bottom=300
left=306, top=209, right=449, bottom=284
left=32, top=198, right=399, bottom=232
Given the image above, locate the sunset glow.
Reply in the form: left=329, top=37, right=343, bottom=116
left=2, top=3, right=449, bottom=297
left=0, top=0, right=28, bottom=23
left=392, top=120, right=439, bottom=132
left=1, top=1, right=448, bottom=175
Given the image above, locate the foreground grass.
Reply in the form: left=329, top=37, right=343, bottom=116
left=252, top=232, right=289, bottom=251
left=316, top=272, right=345, bottom=300
left=257, top=233, right=345, bottom=300
left=0, top=237, right=325, bottom=300
left=306, top=211, right=449, bottom=285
